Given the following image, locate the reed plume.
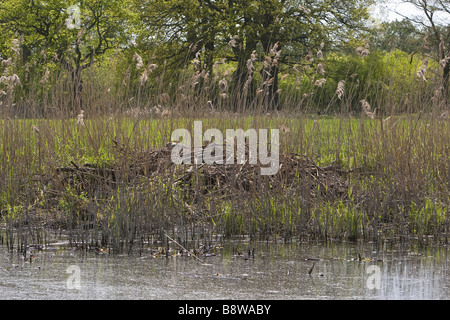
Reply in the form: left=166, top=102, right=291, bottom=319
left=336, top=80, right=345, bottom=100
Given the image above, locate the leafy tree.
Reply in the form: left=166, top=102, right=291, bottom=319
left=134, top=0, right=374, bottom=110
left=0, top=0, right=135, bottom=111
left=373, top=19, right=423, bottom=53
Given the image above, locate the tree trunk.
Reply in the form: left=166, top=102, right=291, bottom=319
left=72, top=67, right=83, bottom=112
left=265, top=64, right=280, bottom=111
left=232, top=46, right=257, bottom=112
left=443, top=61, right=449, bottom=106
left=261, top=41, right=280, bottom=111
left=59, top=55, right=84, bottom=114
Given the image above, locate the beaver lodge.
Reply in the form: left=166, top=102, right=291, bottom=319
left=46, top=140, right=352, bottom=205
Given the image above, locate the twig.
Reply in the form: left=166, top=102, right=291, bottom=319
left=164, top=233, right=205, bottom=263
left=308, top=262, right=315, bottom=275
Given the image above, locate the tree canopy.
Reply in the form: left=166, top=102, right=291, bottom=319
left=0, top=0, right=447, bottom=114
left=134, top=0, right=374, bottom=108
left=0, top=0, right=135, bottom=110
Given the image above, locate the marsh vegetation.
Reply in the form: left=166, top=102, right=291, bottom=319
left=0, top=0, right=448, bottom=256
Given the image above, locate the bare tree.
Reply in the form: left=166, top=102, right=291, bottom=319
left=395, top=0, right=450, bottom=104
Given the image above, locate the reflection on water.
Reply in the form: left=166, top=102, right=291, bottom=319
left=0, top=240, right=448, bottom=299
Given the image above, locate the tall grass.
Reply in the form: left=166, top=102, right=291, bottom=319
left=0, top=42, right=449, bottom=254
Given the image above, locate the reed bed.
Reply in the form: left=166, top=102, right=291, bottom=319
left=0, top=43, right=449, bottom=255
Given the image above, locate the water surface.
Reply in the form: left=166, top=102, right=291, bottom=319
left=1, top=240, right=448, bottom=299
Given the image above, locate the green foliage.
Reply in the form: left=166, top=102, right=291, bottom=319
left=1, top=0, right=447, bottom=115
left=373, top=19, right=423, bottom=53
left=0, top=0, right=135, bottom=60
left=134, top=0, right=374, bottom=97
left=408, top=198, right=447, bottom=238
left=279, top=48, right=438, bottom=113
left=0, top=0, right=137, bottom=112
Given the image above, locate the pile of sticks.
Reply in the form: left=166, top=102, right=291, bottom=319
left=45, top=141, right=352, bottom=202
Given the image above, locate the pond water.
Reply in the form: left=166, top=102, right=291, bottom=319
left=0, top=239, right=449, bottom=300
